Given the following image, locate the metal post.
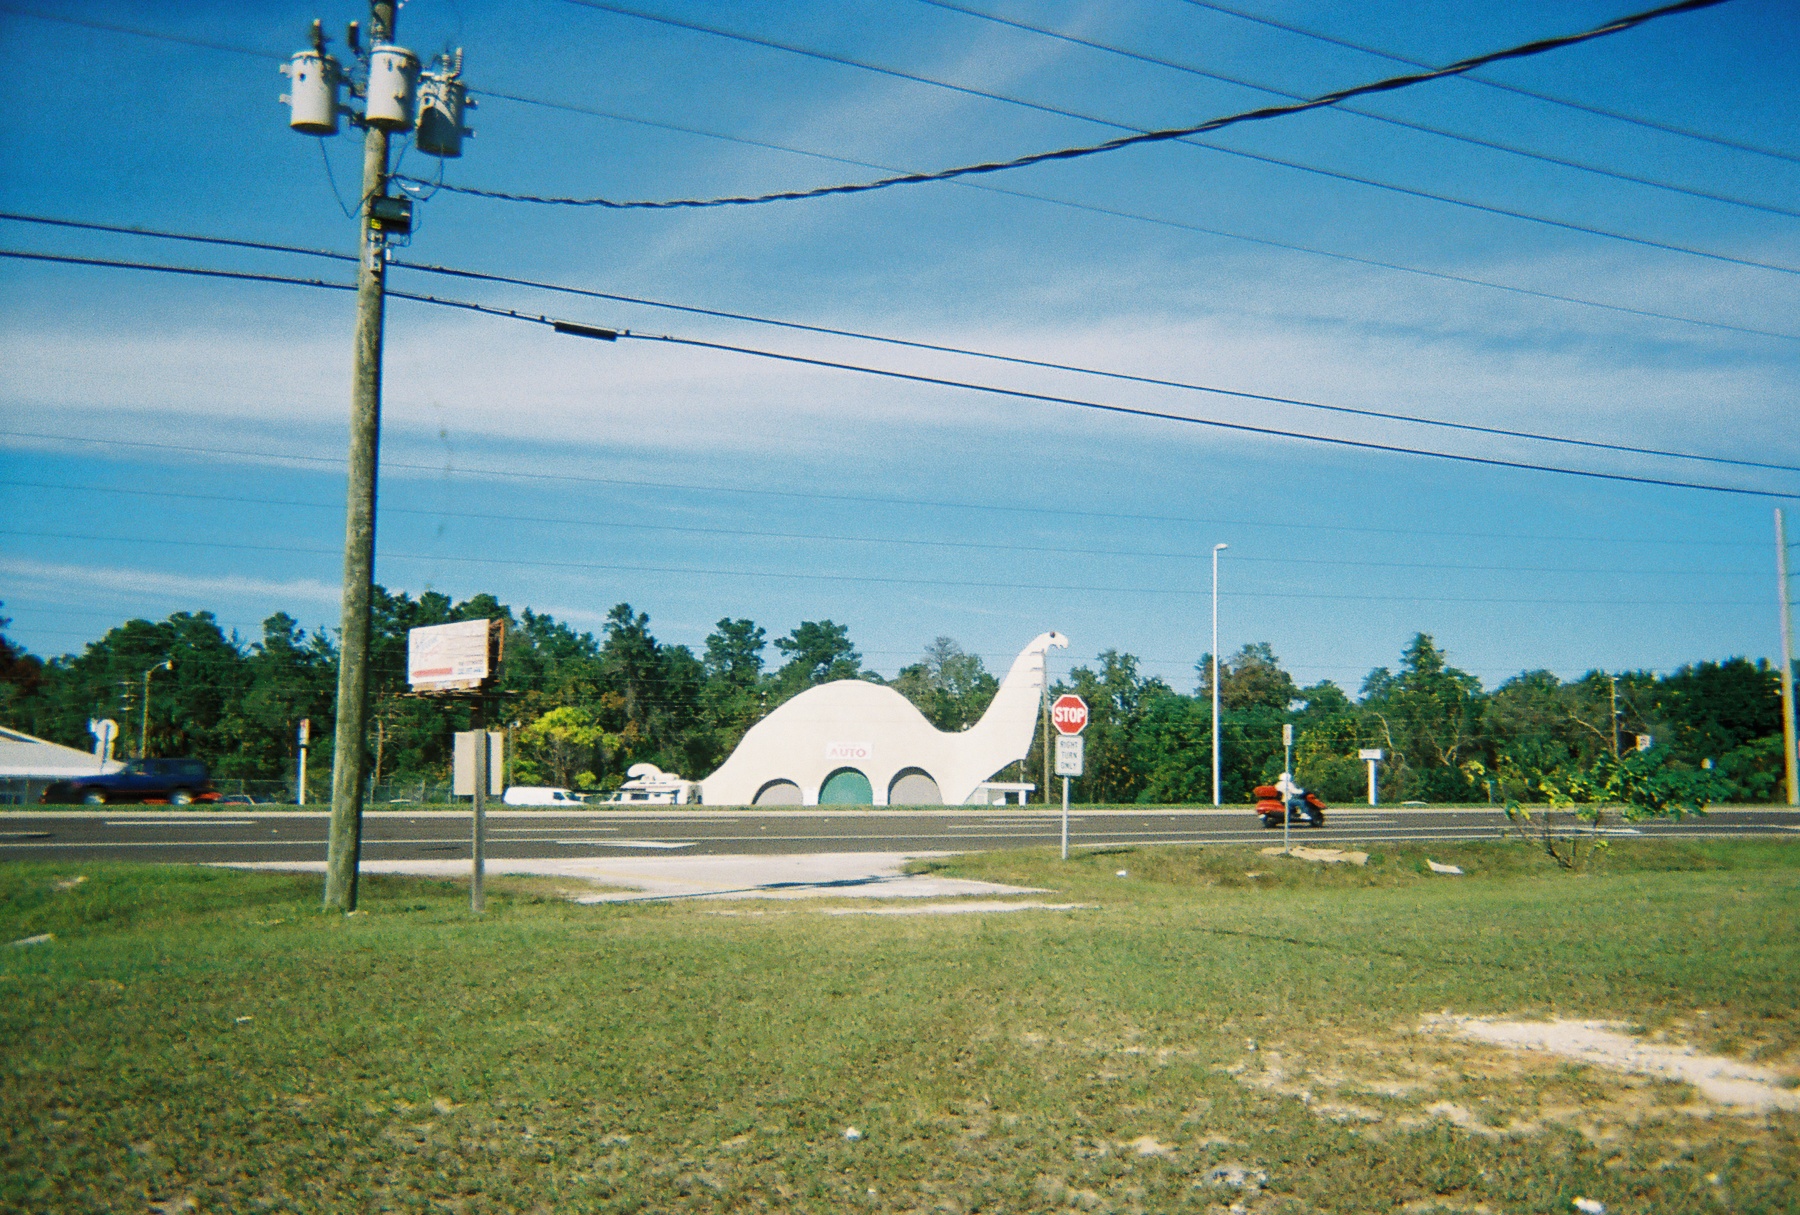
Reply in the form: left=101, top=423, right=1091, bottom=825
left=1367, top=757, right=1377, bottom=807
left=325, top=0, right=398, bottom=912
left=1061, top=776, right=1069, bottom=861
left=1282, top=723, right=1293, bottom=854
left=298, top=719, right=309, bottom=806
left=472, top=721, right=487, bottom=914
left=1211, top=543, right=1227, bottom=806
left=1777, top=507, right=1798, bottom=806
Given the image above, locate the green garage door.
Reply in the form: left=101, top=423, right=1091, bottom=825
left=819, top=768, right=873, bottom=805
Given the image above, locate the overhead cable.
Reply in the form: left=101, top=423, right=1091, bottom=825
left=917, top=0, right=1800, bottom=221
left=456, top=97, right=1797, bottom=343
left=443, top=3, right=1800, bottom=279
left=0, top=531, right=1760, bottom=608
left=5, top=245, right=1793, bottom=501
left=391, top=258, right=1800, bottom=473
left=3, top=480, right=1764, bottom=578
left=8, top=214, right=1788, bottom=469
left=1178, top=0, right=1800, bottom=167
left=10, top=13, right=1794, bottom=333
left=0, top=431, right=1756, bottom=549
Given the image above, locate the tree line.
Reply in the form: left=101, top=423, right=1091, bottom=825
left=0, top=593, right=1786, bottom=804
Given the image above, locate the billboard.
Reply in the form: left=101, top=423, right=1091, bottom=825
left=408, top=619, right=501, bottom=692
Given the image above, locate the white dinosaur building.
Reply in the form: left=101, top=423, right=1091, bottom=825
left=699, top=631, right=1067, bottom=806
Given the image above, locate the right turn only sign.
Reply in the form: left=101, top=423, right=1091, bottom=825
left=1055, top=735, right=1084, bottom=777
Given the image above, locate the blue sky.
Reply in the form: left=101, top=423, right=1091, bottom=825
left=2, top=0, right=1796, bottom=695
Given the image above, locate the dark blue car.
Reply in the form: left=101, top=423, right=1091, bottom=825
left=41, top=758, right=216, bottom=805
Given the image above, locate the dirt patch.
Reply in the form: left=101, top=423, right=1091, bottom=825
left=1425, top=1015, right=1800, bottom=1112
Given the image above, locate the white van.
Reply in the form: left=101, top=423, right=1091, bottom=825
left=501, top=786, right=587, bottom=807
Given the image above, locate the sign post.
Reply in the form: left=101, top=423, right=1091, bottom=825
left=297, top=718, right=311, bottom=806
left=454, top=730, right=504, bottom=913
left=1359, top=748, right=1383, bottom=806
left=1051, top=694, right=1088, bottom=860
left=1282, top=723, right=1295, bottom=853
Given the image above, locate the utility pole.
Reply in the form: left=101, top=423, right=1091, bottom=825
left=140, top=660, right=172, bottom=760
left=323, top=0, right=401, bottom=911
left=1608, top=675, right=1620, bottom=760
left=1777, top=507, right=1798, bottom=806
left=1211, top=543, right=1228, bottom=806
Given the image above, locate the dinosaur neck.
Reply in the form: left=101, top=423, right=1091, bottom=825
left=959, top=639, right=1049, bottom=755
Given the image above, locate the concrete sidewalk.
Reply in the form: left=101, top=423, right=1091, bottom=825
left=223, top=851, right=1049, bottom=903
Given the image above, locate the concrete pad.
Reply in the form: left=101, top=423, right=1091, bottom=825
left=221, top=852, right=1048, bottom=903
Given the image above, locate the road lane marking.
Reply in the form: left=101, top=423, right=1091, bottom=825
left=555, top=840, right=696, bottom=849
left=105, top=820, right=256, bottom=827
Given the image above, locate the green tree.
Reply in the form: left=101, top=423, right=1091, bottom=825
left=1360, top=634, right=1486, bottom=802
left=771, top=620, right=864, bottom=700
left=893, top=637, right=998, bottom=731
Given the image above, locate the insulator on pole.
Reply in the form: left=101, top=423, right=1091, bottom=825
left=365, top=44, right=420, bottom=131
left=282, top=48, right=343, bottom=136
left=416, top=51, right=475, bottom=158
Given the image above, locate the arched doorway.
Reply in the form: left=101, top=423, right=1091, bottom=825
left=888, top=769, right=941, bottom=805
left=819, top=768, right=873, bottom=805
left=752, top=779, right=803, bottom=805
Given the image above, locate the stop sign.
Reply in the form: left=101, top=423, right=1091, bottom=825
left=1051, top=694, right=1089, bottom=736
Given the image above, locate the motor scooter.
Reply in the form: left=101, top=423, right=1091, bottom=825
left=1253, top=783, right=1327, bottom=828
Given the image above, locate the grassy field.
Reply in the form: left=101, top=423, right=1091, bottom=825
left=3, top=839, right=1796, bottom=1214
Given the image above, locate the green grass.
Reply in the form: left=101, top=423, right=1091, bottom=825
left=3, top=840, right=1797, bottom=1214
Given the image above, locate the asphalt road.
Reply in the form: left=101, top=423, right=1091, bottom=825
left=0, top=806, right=1793, bottom=864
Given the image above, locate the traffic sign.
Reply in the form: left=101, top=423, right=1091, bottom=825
left=1051, top=694, right=1089, bottom=736
left=1055, top=735, right=1085, bottom=777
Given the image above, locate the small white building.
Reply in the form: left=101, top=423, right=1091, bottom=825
left=0, top=725, right=123, bottom=804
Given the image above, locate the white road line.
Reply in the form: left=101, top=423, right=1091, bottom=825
left=105, top=820, right=256, bottom=827
left=555, top=840, right=696, bottom=849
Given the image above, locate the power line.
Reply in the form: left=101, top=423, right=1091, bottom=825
left=471, top=2, right=1800, bottom=280
left=916, top=0, right=1800, bottom=221
left=8, top=209, right=1793, bottom=469
left=0, top=531, right=1761, bottom=608
left=6, top=246, right=1793, bottom=500
left=1177, top=0, right=1800, bottom=167
left=3, top=479, right=1764, bottom=578
left=0, top=210, right=356, bottom=263
left=620, top=331, right=1798, bottom=501
left=414, top=98, right=1800, bottom=343
left=0, top=430, right=1758, bottom=549
left=7, top=13, right=1792, bottom=338
left=392, top=258, right=1800, bottom=473
left=0, top=248, right=355, bottom=293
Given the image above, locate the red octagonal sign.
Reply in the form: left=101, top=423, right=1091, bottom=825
left=1051, top=694, right=1089, bottom=736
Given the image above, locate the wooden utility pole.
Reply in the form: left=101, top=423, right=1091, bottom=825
left=1777, top=508, right=1798, bottom=806
left=325, top=0, right=398, bottom=911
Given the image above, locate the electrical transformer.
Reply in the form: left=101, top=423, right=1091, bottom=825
left=365, top=44, right=421, bottom=131
left=281, top=49, right=342, bottom=135
left=416, top=51, right=475, bottom=158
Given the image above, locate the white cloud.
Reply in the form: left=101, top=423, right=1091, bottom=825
left=0, top=558, right=341, bottom=608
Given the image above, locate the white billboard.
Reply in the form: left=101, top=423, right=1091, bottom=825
left=408, top=619, right=496, bottom=692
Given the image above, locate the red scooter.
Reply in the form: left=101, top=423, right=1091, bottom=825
left=1253, top=783, right=1327, bottom=828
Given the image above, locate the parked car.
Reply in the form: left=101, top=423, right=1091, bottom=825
left=501, top=786, right=588, bottom=807
left=41, top=758, right=217, bottom=805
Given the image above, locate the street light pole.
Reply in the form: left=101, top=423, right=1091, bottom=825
left=1211, top=543, right=1228, bottom=806
left=139, top=659, right=172, bottom=759
left=1776, top=507, right=1797, bottom=806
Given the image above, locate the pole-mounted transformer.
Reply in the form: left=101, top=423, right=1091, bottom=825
left=281, top=21, right=342, bottom=135
left=364, top=43, right=421, bottom=131
left=417, top=50, right=476, bottom=159
left=281, top=25, right=470, bottom=159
